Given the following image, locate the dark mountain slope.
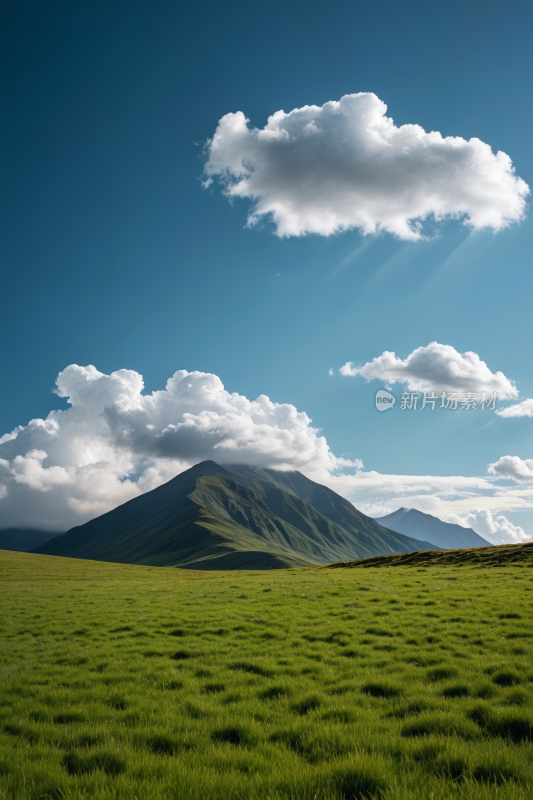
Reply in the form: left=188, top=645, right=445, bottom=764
left=32, top=462, right=308, bottom=569
left=227, top=465, right=437, bottom=557
left=33, top=461, right=440, bottom=569
left=0, top=529, right=63, bottom=552
left=374, top=507, right=492, bottom=550
left=190, top=471, right=427, bottom=564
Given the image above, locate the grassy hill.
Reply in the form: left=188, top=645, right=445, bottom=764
left=33, top=461, right=439, bottom=568
left=1, top=548, right=533, bottom=800
left=325, top=540, right=533, bottom=570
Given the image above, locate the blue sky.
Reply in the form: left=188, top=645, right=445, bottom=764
left=1, top=0, right=532, bottom=539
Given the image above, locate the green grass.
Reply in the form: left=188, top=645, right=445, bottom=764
left=1, top=549, right=533, bottom=799
left=326, top=540, right=533, bottom=568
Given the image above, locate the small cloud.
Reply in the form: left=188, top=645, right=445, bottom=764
left=496, top=398, right=533, bottom=418
left=488, top=455, right=533, bottom=482
left=339, top=342, right=518, bottom=399
left=339, top=362, right=358, bottom=377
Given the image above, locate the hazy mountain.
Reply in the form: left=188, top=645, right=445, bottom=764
left=0, top=529, right=63, bottom=552
left=33, top=461, right=440, bottom=569
left=373, top=507, right=492, bottom=549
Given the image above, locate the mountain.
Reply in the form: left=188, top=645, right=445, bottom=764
left=0, top=529, right=63, bottom=552
left=33, top=461, right=440, bottom=569
left=373, top=507, right=492, bottom=550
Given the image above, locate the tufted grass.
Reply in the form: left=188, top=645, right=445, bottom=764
left=0, top=550, right=532, bottom=799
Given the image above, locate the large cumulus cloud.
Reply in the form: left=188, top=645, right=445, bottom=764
left=0, top=364, right=532, bottom=540
left=340, top=342, right=518, bottom=399
left=0, top=364, right=358, bottom=531
left=204, top=92, right=529, bottom=240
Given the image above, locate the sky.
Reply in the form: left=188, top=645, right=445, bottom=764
left=1, top=0, right=532, bottom=543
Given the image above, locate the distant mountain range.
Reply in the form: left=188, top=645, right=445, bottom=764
left=32, top=461, right=439, bottom=569
left=0, top=529, right=63, bottom=552
left=373, top=507, right=492, bottom=549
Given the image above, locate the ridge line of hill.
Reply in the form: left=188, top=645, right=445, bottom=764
left=32, top=461, right=439, bottom=569
left=323, top=541, right=533, bottom=569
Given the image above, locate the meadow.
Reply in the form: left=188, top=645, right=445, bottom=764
left=0, top=548, right=532, bottom=800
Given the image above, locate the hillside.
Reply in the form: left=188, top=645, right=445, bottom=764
left=324, top=540, right=533, bottom=569
left=32, top=461, right=439, bottom=569
left=226, top=465, right=436, bottom=557
left=374, top=507, right=492, bottom=549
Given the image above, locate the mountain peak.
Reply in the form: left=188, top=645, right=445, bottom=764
left=168, top=460, right=226, bottom=481
left=374, top=507, right=492, bottom=549
left=33, top=462, right=439, bottom=568
left=189, top=460, right=224, bottom=471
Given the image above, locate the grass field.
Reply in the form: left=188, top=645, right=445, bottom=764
left=1, top=548, right=532, bottom=800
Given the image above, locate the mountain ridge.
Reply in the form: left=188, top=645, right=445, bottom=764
left=374, top=507, right=492, bottom=550
left=33, top=461, right=441, bottom=569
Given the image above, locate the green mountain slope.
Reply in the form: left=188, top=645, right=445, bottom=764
left=227, top=465, right=435, bottom=557
left=33, top=461, right=440, bottom=568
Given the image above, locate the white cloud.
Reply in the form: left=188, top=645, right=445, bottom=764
left=488, top=455, right=533, bottom=482
left=315, top=450, right=533, bottom=527
left=204, top=92, right=529, bottom=241
left=496, top=398, right=533, bottom=418
left=340, top=342, right=518, bottom=399
left=0, top=364, right=359, bottom=531
left=356, top=501, right=394, bottom=519
left=0, top=417, right=59, bottom=446
left=10, top=450, right=71, bottom=491
left=1, top=363, right=532, bottom=538
left=327, top=472, right=495, bottom=513
left=445, top=509, right=530, bottom=544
